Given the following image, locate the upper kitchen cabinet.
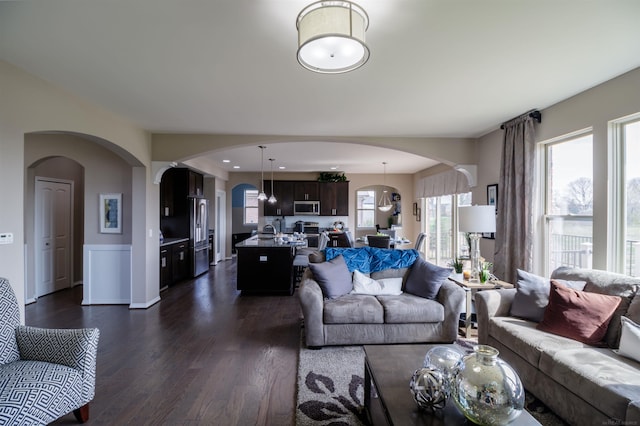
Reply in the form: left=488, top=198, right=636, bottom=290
left=294, top=181, right=319, bottom=201
left=160, top=168, right=204, bottom=217
left=320, top=181, right=349, bottom=216
left=188, top=169, right=204, bottom=198
left=264, top=180, right=294, bottom=216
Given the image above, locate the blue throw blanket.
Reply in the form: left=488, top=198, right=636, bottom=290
left=324, top=247, right=420, bottom=273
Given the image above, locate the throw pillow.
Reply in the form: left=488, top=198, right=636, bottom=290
left=404, top=257, right=452, bottom=300
left=351, top=270, right=403, bottom=296
left=308, top=255, right=353, bottom=299
left=510, top=269, right=586, bottom=322
left=615, top=316, right=640, bottom=363
left=537, top=280, right=622, bottom=346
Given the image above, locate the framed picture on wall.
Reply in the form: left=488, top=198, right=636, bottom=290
left=416, top=207, right=421, bottom=222
left=100, top=193, right=122, bottom=234
left=487, top=184, right=498, bottom=211
left=483, top=184, right=498, bottom=239
left=413, top=202, right=418, bottom=216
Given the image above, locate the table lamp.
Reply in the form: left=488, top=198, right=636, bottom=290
left=458, top=205, right=496, bottom=282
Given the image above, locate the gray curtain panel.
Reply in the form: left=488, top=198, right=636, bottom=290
left=494, top=115, right=536, bottom=284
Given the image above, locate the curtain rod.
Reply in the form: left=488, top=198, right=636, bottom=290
left=500, top=109, right=542, bottom=129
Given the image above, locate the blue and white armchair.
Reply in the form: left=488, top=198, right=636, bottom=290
left=0, top=277, right=100, bottom=424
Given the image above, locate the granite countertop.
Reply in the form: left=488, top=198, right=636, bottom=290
left=235, top=235, right=305, bottom=248
left=160, top=237, right=189, bottom=247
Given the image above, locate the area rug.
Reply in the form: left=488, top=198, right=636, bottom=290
left=296, top=337, right=567, bottom=425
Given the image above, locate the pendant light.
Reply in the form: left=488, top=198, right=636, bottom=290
left=257, top=146, right=267, bottom=201
left=268, top=158, right=277, bottom=204
left=378, top=162, right=393, bottom=212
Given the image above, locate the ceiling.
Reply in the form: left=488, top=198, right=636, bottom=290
left=2, top=0, right=640, bottom=173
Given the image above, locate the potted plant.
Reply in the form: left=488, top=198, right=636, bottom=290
left=449, top=258, right=465, bottom=281
left=480, top=262, right=493, bottom=283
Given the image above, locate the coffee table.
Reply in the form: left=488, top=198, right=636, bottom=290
left=363, top=344, right=541, bottom=425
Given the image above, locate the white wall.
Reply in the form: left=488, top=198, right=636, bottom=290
left=0, top=60, right=157, bottom=319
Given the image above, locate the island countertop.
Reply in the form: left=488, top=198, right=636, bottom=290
left=234, top=235, right=306, bottom=249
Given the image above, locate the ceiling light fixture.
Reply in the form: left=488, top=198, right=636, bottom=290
left=268, top=158, right=277, bottom=204
left=378, top=162, right=393, bottom=212
left=296, top=1, right=370, bottom=74
left=257, top=146, right=267, bottom=201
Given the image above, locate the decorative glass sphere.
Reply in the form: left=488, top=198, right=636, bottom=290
left=423, top=346, right=464, bottom=378
left=450, top=345, right=525, bottom=425
left=409, top=367, right=448, bottom=411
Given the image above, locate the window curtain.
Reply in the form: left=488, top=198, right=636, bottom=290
left=415, top=169, right=470, bottom=199
left=493, top=114, right=537, bottom=284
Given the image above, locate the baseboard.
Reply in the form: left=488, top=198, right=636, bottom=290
left=129, top=296, right=161, bottom=309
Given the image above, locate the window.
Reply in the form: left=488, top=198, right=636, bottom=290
left=244, top=189, right=259, bottom=225
left=424, top=192, right=471, bottom=266
left=356, top=190, right=375, bottom=228
left=621, top=118, right=640, bottom=275
left=543, top=133, right=593, bottom=275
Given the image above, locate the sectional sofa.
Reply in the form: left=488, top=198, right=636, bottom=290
left=476, top=267, right=640, bottom=425
left=298, top=247, right=465, bottom=348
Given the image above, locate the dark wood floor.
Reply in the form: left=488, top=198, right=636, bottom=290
left=25, top=259, right=302, bottom=425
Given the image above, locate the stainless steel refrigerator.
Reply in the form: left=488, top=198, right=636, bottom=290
left=190, top=198, right=209, bottom=277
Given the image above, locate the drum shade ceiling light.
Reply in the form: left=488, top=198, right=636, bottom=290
left=296, top=1, right=370, bottom=74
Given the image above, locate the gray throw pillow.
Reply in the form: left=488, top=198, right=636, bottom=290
left=511, top=269, right=586, bottom=322
left=404, top=257, right=453, bottom=300
left=308, top=255, right=353, bottom=299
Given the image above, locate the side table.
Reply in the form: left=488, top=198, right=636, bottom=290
left=448, top=277, right=515, bottom=338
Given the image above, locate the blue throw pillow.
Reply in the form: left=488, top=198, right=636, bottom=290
left=404, top=257, right=453, bottom=300
left=308, top=255, right=353, bottom=299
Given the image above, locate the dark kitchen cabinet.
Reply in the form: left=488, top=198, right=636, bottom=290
left=160, top=247, right=172, bottom=290
left=236, top=243, right=294, bottom=295
left=294, top=181, right=319, bottom=201
left=160, top=168, right=205, bottom=218
left=160, top=170, right=175, bottom=217
left=320, top=181, right=349, bottom=216
left=264, top=180, right=294, bottom=216
left=188, top=170, right=204, bottom=198
left=171, top=242, right=189, bottom=282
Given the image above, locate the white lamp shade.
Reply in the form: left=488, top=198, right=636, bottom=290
left=297, top=1, right=369, bottom=73
left=458, top=205, right=496, bottom=233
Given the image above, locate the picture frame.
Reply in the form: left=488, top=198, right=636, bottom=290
left=100, top=193, right=122, bottom=234
left=487, top=184, right=498, bottom=210
left=483, top=183, right=498, bottom=239
left=412, top=202, right=418, bottom=216
left=416, top=207, right=421, bottom=222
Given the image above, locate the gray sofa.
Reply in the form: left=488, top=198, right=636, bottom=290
left=298, top=249, right=465, bottom=348
left=476, top=267, right=640, bottom=425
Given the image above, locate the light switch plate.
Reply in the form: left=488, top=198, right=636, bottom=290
left=0, top=233, right=14, bottom=244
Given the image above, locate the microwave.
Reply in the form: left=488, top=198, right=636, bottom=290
left=294, top=200, right=320, bottom=215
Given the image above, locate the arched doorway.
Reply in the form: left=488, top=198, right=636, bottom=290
left=25, top=132, right=144, bottom=306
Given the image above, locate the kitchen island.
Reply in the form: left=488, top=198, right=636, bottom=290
left=235, top=235, right=298, bottom=295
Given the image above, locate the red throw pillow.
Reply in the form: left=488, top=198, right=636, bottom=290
left=537, top=280, right=622, bottom=346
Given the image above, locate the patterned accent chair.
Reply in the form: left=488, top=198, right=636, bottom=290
left=0, top=277, right=100, bottom=424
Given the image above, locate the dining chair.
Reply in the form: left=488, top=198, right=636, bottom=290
left=367, top=235, right=391, bottom=249
left=328, top=232, right=352, bottom=247
left=414, top=232, right=427, bottom=252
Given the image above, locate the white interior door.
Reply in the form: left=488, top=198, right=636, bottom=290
left=216, top=190, right=226, bottom=262
left=35, top=178, right=72, bottom=297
